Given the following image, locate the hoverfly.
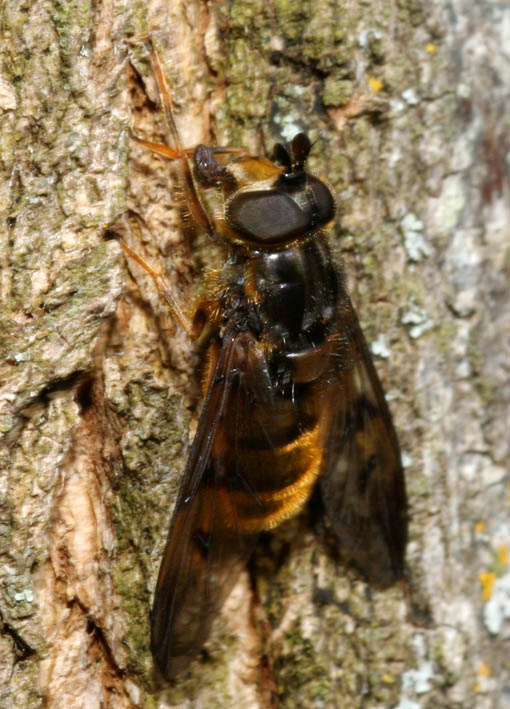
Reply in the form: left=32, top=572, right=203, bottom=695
left=123, top=43, right=407, bottom=681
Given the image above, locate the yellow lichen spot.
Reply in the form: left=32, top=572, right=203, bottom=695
left=474, top=681, right=481, bottom=693
left=479, top=572, right=495, bottom=601
left=368, top=76, right=384, bottom=94
left=478, top=662, right=492, bottom=677
left=474, top=521, right=486, bottom=533
left=382, top=673, right=395, bottom=684
left=426, top=43, right=437, bottom=54
left=498, top=545, right=509, bottom=566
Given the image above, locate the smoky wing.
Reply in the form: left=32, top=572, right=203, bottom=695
left=320, top=291, right=408, bottom=588
left=151, top=330, right=270, bottom=680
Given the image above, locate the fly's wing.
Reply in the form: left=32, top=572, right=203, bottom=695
left=151, top=330, right=270, bottom=680
left=320, top=291, right=408, bottom=588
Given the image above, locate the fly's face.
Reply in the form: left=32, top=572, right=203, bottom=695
left=192, top=133, right=335, bottom=249
left=122, top=41, right=407, bottom=682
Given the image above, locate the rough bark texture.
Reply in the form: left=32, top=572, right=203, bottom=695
left=0, top=0, right=508, bottom=707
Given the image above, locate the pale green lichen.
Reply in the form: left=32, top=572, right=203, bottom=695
left=323, top=76, right=355, bottom=106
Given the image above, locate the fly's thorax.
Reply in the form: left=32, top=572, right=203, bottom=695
left=191, top=258, right=257, bottom=342
left=244, top=238, right=340, bottom=346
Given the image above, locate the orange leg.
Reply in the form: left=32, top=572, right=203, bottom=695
left=142, top=41, right=217, bottom=238
left=123, top=42, right=250, bottom=336
left=129, top=131, right=186, bottom=160
left=133, top=41, right=253, bottom=237
left=118, top=219, right=193, bottom=336
left=145, top=39, right=183, bottom=153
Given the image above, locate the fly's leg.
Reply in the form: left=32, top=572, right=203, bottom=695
left=144, top=39, right=183, bottom=153
left=140, top=41, right=250, bottom=238
left=123, top=42, right=215, bottom=335
left=129, top=133, right=188, bottom=161
left=119, top=233, right=193, bottom=336
left=139, top=40, right=219, bottom=240
left=122, top=42, right=246, bottom=335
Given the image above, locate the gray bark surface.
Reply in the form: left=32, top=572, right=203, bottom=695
left=0, top=0, right=508, bottom=707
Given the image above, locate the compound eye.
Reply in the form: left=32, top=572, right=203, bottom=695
left=307, top=177, right=335, bottom=227
left=227, top=190, right=309, bottom=244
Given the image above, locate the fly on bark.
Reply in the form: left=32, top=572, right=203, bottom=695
left=122, top=41, right=407, bottom=681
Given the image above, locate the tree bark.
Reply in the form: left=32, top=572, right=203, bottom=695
left=0, top=0, right=508, bottom=707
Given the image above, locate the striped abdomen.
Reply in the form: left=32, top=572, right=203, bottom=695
left=202, top=239, right=340, bottom=534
